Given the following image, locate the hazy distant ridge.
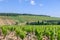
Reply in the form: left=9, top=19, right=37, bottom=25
left=0, top=13, right=50, bottom=17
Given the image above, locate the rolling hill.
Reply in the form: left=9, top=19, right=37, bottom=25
left=0, top=13, right=60, bottom=25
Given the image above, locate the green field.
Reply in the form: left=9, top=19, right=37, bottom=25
left=2, top=15, right=60, bottom=23
left=0, top=14, right=60, bottom=40
left=0, top=25, right=60, bottom=40
left=0, top=13, right=60, bottom=23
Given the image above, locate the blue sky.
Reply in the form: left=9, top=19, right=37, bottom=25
left=0, top=0, right=60, bottom=17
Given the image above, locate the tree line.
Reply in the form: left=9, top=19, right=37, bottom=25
left=0, top=13, right=50, bottom=17
left=26, top=20, right=60, bottom=25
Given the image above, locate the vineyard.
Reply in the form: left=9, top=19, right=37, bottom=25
left=0, top=25, right=60, bottom=40
left=0, top=14, right=60, bottom=25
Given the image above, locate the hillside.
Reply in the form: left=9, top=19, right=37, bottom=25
left=0, top=13, right=60, bottom=25
left=5, top=13, right=60, bottom=22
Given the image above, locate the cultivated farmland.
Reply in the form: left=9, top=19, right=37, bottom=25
left=0, top=13, right=60, bottom=40
left=0, top=25, right=60, bottom=40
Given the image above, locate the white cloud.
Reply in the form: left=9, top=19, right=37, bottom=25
left=18, top=0, right=36, bottom=5
left=30, top=0, right=36, bottom=5
left=39, top=4, right=43, bottom=7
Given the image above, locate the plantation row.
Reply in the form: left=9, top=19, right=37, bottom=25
left=0, top=25, right=60, bottom=40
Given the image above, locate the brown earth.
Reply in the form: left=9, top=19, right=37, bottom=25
left=0, top=18, right=16, bottom=25
left=0, top=30, right=38, bottom=40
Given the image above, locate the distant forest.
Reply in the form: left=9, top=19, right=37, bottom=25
left=0, top=13, right=50, bottom=17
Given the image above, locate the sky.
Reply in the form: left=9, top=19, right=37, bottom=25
left=0, top=0, right=60, bottom=17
